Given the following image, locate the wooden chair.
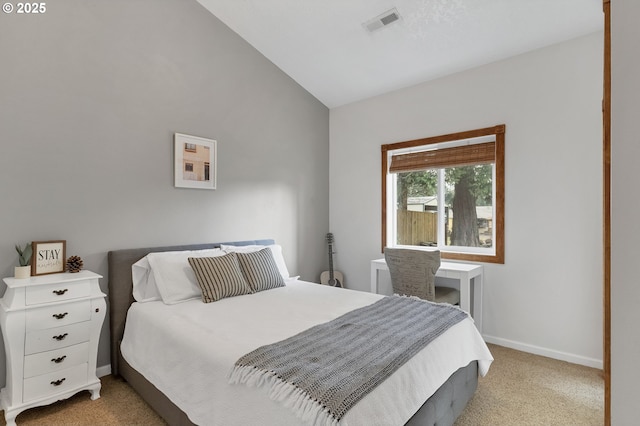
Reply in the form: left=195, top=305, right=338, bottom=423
left=384, top=248, right=460, bottom=305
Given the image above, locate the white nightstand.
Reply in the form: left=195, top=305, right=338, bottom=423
left=0, top=270, right=106, bottom=426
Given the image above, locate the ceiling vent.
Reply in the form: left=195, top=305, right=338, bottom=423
left=364, top=8, right=401, bottom=33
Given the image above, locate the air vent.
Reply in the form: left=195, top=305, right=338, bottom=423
left=364, top=8, right=401, bottom=33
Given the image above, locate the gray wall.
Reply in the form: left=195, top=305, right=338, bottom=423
left=611, top=1, right=640, bottom=422
left=0, top=0, right=329, bottom=385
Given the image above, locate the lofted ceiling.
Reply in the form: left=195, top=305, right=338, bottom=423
left=196, top=0, right=603, bottom=108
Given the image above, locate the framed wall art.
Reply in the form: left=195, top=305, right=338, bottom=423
left=31, top=240, right=66, bottom=276
left=174, top=133, right=217, bottom=190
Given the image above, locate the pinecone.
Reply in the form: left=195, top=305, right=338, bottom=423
left=66, top=255, right=83, bottom=273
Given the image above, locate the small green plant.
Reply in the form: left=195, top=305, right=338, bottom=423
left=15, top=243, right=32, bottom=267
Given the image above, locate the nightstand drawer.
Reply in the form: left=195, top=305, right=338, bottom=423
left=24, top=342, right=90, bottom=379
left=25, top=322, right=90, bottom=355
left=26, top=300, right=91, bottom=331
left=25, top=280, right=91, bottom=305
left=23, top=363, right=88, bottom=402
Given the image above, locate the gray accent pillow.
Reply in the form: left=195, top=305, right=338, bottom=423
left=188, top=252, right=251, bottom=303
left=237, top=248, right=285, bottom=292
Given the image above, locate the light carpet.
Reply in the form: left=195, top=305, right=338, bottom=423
left=455, top=344, right=604, bottom=425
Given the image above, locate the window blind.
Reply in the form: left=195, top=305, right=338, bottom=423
left=389, top=142, right=495, bottom=173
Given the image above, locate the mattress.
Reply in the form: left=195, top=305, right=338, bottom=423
left=121, top=280, right=492, bottom=426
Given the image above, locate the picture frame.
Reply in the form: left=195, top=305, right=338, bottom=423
left=31, top=240, right=66, bottom=276
left=174, top=133, right=217, bottom=189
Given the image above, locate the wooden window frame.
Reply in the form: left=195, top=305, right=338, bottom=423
left=381, top=124, right=505, bottom=264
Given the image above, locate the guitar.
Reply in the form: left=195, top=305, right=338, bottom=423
left=320, top=233, right=344, bottom=287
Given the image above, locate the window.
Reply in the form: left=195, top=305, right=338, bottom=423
left=184, top=163, right=194, bottom=172
left=381, top=125, right=505, bottom=263
left=185, top=143, right=197, bottom=152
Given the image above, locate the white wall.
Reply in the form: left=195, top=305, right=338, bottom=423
left=611, top=1, right=640, bottom=422
left=330, top=32, right=603, bottom=367
left=0, top=0, right=329, bottom=386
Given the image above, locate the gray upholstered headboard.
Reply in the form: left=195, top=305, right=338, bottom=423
left=107, top=239, right=275, bottom=376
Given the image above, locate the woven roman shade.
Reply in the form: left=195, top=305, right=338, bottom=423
left=389, top=142, right=495, bottom=173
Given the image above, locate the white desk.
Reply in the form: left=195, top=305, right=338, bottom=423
left=370, top=258, right=483, bottom=333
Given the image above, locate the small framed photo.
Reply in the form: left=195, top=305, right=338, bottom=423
left=174, top=133, right=217, bottom=189
left=31, top=240, right=67, bottom=276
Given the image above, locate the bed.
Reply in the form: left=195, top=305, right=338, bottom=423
left=108, top=239, right=492, bottom=426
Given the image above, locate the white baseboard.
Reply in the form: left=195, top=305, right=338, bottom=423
left=97, top=364, right=112, bottom=378
left=482, top=334, right=603, bottom=370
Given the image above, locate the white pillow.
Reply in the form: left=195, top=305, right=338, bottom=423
left=132, top=248, right=224, bottom=304
left=220, top=244, right=291, bottom=280
left=132, top=256, right=161, bottom=303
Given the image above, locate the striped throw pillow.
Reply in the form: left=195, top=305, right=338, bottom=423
left=237, top=248, right=285, bottom=292
left=188, top=252, right=251, bottom=303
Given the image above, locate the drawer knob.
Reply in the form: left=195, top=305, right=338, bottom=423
left=52, top=289, right=68, bottom=296
left=51, top=355, right=66, bottom=364
left=50, top=378, right=66, bottom=386
left=52, top=312, right=68, bottom=320
left=52, top=333, right=68, bottom=341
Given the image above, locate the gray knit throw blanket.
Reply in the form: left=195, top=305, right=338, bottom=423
left=228, top=295, right=468, bottom=426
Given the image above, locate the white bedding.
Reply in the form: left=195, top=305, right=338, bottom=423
left=121, top=280, right=493, bottom=426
